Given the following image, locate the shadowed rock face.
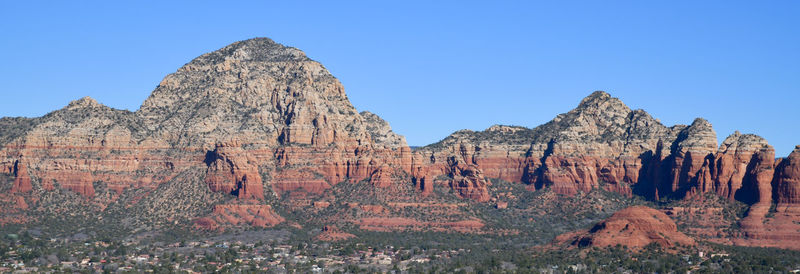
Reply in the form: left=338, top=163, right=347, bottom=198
left=1, top=38, right=800, bottom=246
left=711, top=132, right=776, bottom=206
left=775, top=147, right=800, bottom=206
left=204, top=141, right=264, bottom=200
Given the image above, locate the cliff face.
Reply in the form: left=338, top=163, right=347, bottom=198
left=775, top=147, right=800, bottom=206
left=740, top=146, right=800, bottom=249
left=714, top=132, right=774, bottom=202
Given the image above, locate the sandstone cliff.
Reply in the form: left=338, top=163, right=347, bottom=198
left=737, top=146, right=800, bottom=249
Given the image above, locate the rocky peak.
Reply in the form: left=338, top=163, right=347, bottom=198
left=619, top=109, right=673, bottom=155
left=578, top=90, right=611, bottom=105
left=134, top=38, right=364, bottom=147
left=424, top=125, right=539, bottom=149
left=672, top=118, right=718, bottom=154
left=42, top=96, right=138, bottom=134
left=624, top=109, right=669, bottom=137
left=774, top=145, right=800, bottom=205
left=535, top=91, right=633, bottom=143
left=485, top=125, right=527, bottom=133
left=425, top=91, right=667, bottom=152
left=188, top=38, right=311, bottom=65
left=360, top=111, right=407, bottom=148
left=719, top=131, right=771, bottom=154
left=138, top=37, right=336, bottom=115
left=65, top=96, right=102, bottom=110
left=575, top=91, right=629, bottom=113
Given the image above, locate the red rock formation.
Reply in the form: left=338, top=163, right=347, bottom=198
left=775, top=146, right=800, bottom=206
left=732, top=146, right=800, bottom=250
left=204, top=141, right=264, bottom=200
left=10, top=160, right=31, bottom=193
left=540, top=155, right=601, bottom=196
left=714, top=132, right=773, bottom=201
left=557, top=206, right=695, bottom=249
left=660, top=118, right=718, bottom=199
left=271, top=145, right=411, bottom=196
left=271, top=169, right=331, bottom=196
left=449, top=163, right=491, bottom=202
left=410, top=166, right=434, bottom=195
left=369, top=165, right=394, bottom=188
left=410, top=142, right=495, bottom=201
left=738, top=147, right=776, bottom=234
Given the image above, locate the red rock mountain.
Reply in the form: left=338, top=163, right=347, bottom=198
left=0, top=38, right=411, bottom=227
left=1, top=38, right=799, bottom=249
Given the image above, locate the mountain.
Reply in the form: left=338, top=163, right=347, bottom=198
left=0, top=38, right=412, bottom=232
left=1, top=38, right=799, bottom=251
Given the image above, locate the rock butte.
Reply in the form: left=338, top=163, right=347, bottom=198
left=0, top=38, right=799, bottom=249
left=555, top=206, right=695, bottom=249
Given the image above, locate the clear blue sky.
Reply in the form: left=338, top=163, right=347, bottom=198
left=1, top=1, right=798, bottom=155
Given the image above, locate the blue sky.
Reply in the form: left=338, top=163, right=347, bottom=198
left=1, top=1, right=798, bottom=155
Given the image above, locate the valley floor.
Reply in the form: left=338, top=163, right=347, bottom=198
left=2, top=229, right=800, bottom=273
